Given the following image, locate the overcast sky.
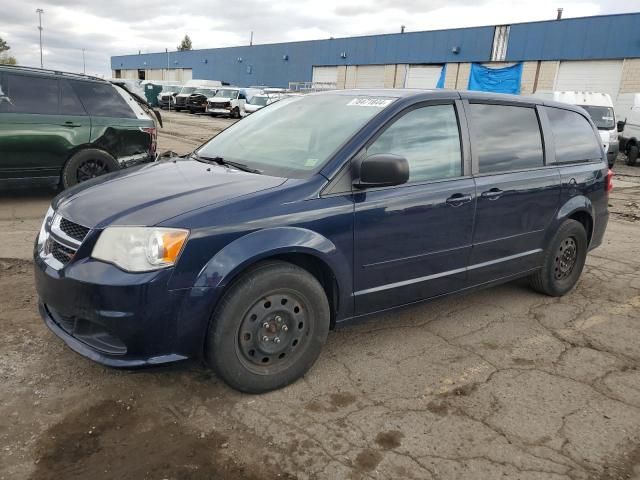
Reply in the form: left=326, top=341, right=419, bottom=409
left=1, top=0, right=637, bottom=77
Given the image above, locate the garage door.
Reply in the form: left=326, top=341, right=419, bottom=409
left=554, top=61, right=623, bottom=99
left=355, top=66, right=386, bottom=88
left=312, top=66, right=338, bottom=84
left=405, top=65, right=443, bottom=89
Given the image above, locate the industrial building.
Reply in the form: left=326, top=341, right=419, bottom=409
left=111, top=12, right=640, bottom=106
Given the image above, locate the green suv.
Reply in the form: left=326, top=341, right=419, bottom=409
left=0, top=65, right=159, bottom=189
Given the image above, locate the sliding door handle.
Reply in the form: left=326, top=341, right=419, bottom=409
left=480, top=188, right=503, bottom=200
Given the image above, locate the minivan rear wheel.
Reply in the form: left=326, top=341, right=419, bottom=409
left=62, top=149, right=119, bottom=189
left=529, top=219, right=588, bottom=297
left=205, top=260, right=330, bottom=393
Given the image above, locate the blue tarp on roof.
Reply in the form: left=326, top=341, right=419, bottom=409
left=468, top=62, right=523, bottom=94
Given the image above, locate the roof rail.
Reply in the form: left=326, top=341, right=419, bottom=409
left=0, top=64, right=106, bottom=82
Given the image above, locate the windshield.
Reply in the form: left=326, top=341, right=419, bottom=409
left=180, top=87, right=197, bottom=95
left=582, top=105, right=615, bottom=130
left=215, top=89, right=239, bottom=99
left=196, top=94, right=395, bottom=178
left=251, top=96, right=269, bottom=106
left=193, top=88, right=216, bottom=96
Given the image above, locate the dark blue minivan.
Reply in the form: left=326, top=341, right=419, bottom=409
left=34, top=90, right=611, bottom=392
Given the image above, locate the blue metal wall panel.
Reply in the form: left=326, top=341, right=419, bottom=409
left=111, top=26, right=495, bottom=87
left=111, top=14, right=640, bottom=88
left=506, top=13, right=640, bottom=61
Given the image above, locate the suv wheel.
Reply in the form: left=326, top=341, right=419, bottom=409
left=232, top=107, right=241, bottom=119
left=529, top=219, right=588, bottom=297
left=62, top=149, right=119, bottom=189
left=626, top=145, right=638, bottom=166
left=206, top=260, right=330, bottom=393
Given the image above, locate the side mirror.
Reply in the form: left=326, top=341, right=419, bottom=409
left=354, top=154, right=409, bottom=189
left=617, top=120, right=626, bottom=133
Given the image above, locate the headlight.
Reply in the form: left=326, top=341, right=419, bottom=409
left=92, top=227, right=189, bottom=272
left=37, top=206, right=55, bottom=250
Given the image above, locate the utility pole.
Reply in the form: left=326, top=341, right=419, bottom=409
left=82, top=48, right=86, bottom=74
left=250, top=31, right=253, bottom=46
left=36, top=8, right=44, bottom=68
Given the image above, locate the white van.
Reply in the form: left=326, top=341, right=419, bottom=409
left=533, top=91, right=618, bottom=167
left=616, top=93, right=640, bottom=166
left=206, top=87, right=262, bottom=118
left=174, top=80, right=222, bottom=112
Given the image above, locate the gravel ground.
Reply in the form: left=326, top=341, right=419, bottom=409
left=1, top=112, right=640, bottom=479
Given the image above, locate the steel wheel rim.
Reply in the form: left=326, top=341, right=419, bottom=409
left=554, top=237, right=578, bottom=280
left=77, top=159, right=109, bottom=182
left=236, top=290, right=310, bottom=373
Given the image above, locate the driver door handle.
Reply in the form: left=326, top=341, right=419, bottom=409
left=446, top=193, right=473, bottom=206
left=61, top=121, right=82, bottom=128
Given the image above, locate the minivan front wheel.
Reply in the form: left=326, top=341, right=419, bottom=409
left=206, top=260, right=330, bottom=393
left=529, top=219, right=588, bottom=297
left=62, top=149, right=119, bottom=189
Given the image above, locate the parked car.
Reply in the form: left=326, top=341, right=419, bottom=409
left=174, top=80, right=222, bottom=111
left=157, top=84, right=183, bottom=109
left=616, top=93, right=640, bottom=166
left=533, top=91, right=618, bottom=167
left=34, top=90, right=610, bottom=393
left=244, top=92, right=283, bottom=114
left=206, top=87, right=261, bottom=118
left=0, top=65, right=159, bottom=189
left=186, top=88, right=219, bottom=114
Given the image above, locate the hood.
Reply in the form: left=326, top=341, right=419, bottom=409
left=208, top=96, right=234, bottom=102
left=54, top=159, right=286, bottom=228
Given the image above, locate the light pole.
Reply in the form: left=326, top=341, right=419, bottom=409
left=82, top=48, right=86, bottom=74
left=36, top=8, right=44, bottom=68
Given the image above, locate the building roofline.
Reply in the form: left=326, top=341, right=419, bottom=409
left=111, top=11, right=640, bottom=60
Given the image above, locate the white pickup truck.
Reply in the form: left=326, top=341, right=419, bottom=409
left=206, top=88, right=262, bottom=118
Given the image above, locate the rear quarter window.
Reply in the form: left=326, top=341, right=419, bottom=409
left=545, top=107, right=602, bottom=163
left=469, top=103, right=544, bottom=174
left=70, top=80, right=135, bottom=118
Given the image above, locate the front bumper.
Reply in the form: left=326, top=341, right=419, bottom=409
left=34, top=250, right=214, bottom=368
left=207, top=108, right=232, bottom=116
left=188, top=104, right=207, bottom=113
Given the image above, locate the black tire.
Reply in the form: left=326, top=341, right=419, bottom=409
left=232, top=107, right=240, bottom=119
left=530, top=219, right=588, bottom=297
left=206, top=260, right=330, bottom=393
left=61, top=149, right=119, bottom=189
left=626, top=145, right=638, bottom=166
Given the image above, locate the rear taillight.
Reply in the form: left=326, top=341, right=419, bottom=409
left=141, top=127, right=157, bottom=154
left=606, top=168, right=613, bottom=193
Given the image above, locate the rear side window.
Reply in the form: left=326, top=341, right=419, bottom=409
left=545, top=107, right=602, bottom=163
left=70, top=80, right=135, bottom=118
left=1, top=73, right=59, bottom=115
left=60, top=80, right=86, bottom=116
left=470, top=104, right=544, bottom=174
left=366, top=104, right=462, bottom=182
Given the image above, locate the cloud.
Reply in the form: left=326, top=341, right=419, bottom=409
left=0, top=0, right=637, bottom=77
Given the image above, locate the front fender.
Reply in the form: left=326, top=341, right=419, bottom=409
left=194, top=226, right=352, bottom=299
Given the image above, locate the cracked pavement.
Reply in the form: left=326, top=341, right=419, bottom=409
left=1, top=123, right=640, bottom=479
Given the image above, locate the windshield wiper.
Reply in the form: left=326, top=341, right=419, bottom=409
left=193, top=153, right=262, bottom=174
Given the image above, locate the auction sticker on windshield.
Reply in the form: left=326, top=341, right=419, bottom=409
left=347, top=97, right=395, bottom=108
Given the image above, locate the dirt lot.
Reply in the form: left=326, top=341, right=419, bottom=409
left=2, top=111, right=640, bottom=479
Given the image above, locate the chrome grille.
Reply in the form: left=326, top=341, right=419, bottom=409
left=59, top=218, right=89, bottom=242
left=51, top=241, right=75, bottom=264
left=40, top=213, right=88, bottom=270
left=175, top=96, right=187, bottom=106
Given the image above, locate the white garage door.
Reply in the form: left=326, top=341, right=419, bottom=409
left=355, top=66, right=386, bottom=88
left=554, top=61, right=623, bottom=99
left=405, top=65, right=443, bottom=89
left=312, top=66, right=338, bottom=84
